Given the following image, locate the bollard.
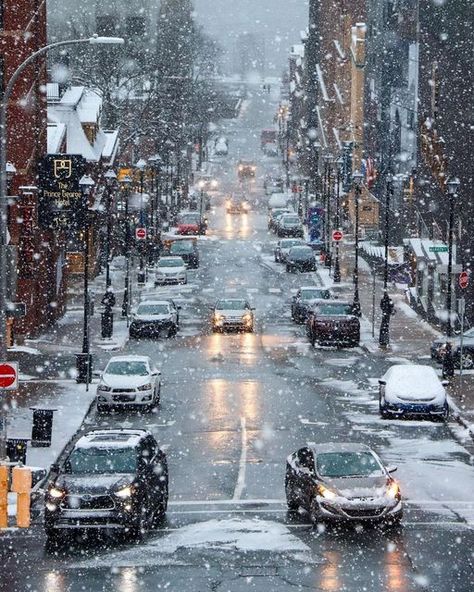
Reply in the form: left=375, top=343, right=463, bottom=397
left=31, top=408, right=56, bottom=447
left=0, top=465, right=8, bottom=528
left=75, top=353, right=93, bottom=384
left=11, top=466, right=32, bottom=528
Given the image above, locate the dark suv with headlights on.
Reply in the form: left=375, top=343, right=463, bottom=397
left=44, top=429, right=168, bottom=541
left=306, top=300, right=360, bottom=347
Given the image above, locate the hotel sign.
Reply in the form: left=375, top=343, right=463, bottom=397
left=39, top=155, right=86, bottom=228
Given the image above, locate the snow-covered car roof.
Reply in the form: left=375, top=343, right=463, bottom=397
left=382, top=364, right=446, bottom=400
left=107, top=355, right=151, bottom=363
left=137, top=300, right=171, bottom=307
left=75, top=429, right=150, bottom=450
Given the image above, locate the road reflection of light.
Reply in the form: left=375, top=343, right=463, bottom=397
left=117, top=567, right=138, bottom=592
left=386, top=547, right=409, bottom=592
left=44, top=571, right=64, bottom=592
left=319, top=551, right=341, bottom=591
left=225, top=213, right=235, bottom=239
left=240, top=332, right=257, bottom=365
left=240, top=212, right=250, bottom=238
left=240, top=380, right=260, bottom=424
left=208, top=332, right=224, bottom=360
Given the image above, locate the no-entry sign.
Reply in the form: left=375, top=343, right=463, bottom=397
left=459, top=271, right=469, bottom=290
left=135, top=227, right=147, bottom=240
left=0, top=362, right=19, bottom=390
left=332, top=229, right=343, bottom=242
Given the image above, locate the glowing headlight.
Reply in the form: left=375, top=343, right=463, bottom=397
left=211, top=180, right=218, bottom=188
left=115, top=485, right=133, bottom=499
left=48, top=486, right=65, bottom=499
left=386, top=481, right=400, bottom=499
left=242, top=313, right=252, bottom=324
left=318, top=485, right=337, bottom=500
left=138, top=383, right=152, bottom=391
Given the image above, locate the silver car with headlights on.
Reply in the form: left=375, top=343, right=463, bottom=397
left=285, top=443, right=402, bottom=525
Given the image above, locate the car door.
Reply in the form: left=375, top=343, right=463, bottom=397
left=293, top=447, right=316, bottom=508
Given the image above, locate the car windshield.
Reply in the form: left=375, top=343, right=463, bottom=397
left=106, top=361, right=149, bottom=376
left=170, top=242, right=192, bottom=254
left=301, top=289, right=331, bottom=300
left=282, top=216, right=300, bottom=224
left=158, top=258, right=183, bottom=267
left=216, top=299, right=247, bottom=310
left=137, top=304, right=169, bottom=315
left=281, top=240, right=303, bottom=248
left=290, top=248, right=312, bottom=259
left=464, top=328, right=474, bottom=337
left=317, top=303, right=353, bottom=316
left=180, top=214, right=199, bottom=224
left=317, top=452, right=383, bottom=478
left=67, top=447, right=137, bottom=475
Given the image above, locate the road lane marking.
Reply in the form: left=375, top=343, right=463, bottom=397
left=233, top=416, right=248, bottom=500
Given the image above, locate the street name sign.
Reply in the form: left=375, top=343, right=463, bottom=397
left=459, top=271, right=469, bottom=290
left=0, top=362, right=19, bottom=390
left=332, top=229, right=343, bottom=242
left=429, top=246, right=448, bottom=253
left=136, top=227, right=147, bottom=240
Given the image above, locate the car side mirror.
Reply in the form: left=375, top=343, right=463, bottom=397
left=441, top=379, right=449, bottom=387
left=387, top=465, right=398, bottom=474
left=177, top=305, right=182, bottom=310
left=251, top=307, right=256, bottom=311
left=50, top=463, right=60, bottom=474
left=378, top=380, right=386, bottom=386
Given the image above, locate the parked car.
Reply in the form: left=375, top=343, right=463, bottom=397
left=155, top=256, right=187, bottom=285
left=211, top=298, right=255, bottom=333
left=286, top=246, right=316, bottom=273
left=431, top=328, right=474, bottom=369
left=130, top=300, right=180, bottom=339
left=96, top=355, right=161, bottom=412
left=285, top=443, right=402, bottom=525
left=306, top=301, right=360, bottom=347
left=176, top=212, right=207, bottom=235
left=166, top=239, right=199, bottom=269
left=274, top=238, right=306, bottom=263
left=291, top=286, right=333, bottom=323
left=214, top=136, right=229, bottom=156
left=44, top=429, right=168, bottom=541
left=379, top=364, right=449, bottom=419
left=276, top=214, right=304, bottom=238
left=268, top=208, right=292, bottom=231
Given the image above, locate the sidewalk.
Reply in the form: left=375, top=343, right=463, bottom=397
left=318, top=237, right=474, bottom=438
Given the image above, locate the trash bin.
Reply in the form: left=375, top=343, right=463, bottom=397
left=7, top=438, right=29, bottom=463
left=137, top=270, right=146, bottom=285
left=101, top=311, right=114, bottom=339
left=30, top=408, right=56, bottom=447
left=75, top=352, right=93, bottom=383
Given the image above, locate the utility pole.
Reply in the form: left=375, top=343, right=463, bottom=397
left=305, top=0, right=321, bottom=196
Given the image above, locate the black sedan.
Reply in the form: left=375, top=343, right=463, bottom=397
left=286, top=246, right=316, bottom=273
left=291, top=286, right=332, bottom=323
left=431, top=327, right=474, bottom=369
left=306, top=301, right=360, bottom=347
left=285, top=443, right=402, bottom=525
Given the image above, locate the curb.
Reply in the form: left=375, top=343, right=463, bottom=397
left=447, top=395, right=474, bottom=440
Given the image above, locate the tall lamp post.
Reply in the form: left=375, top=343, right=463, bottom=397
left=379, top=174, right=394, bottom=348
left=0, top=34, right=124, bottom=365
left=333, top=156, right=343, bottom=283
left=121, top=175, right=132, bottom=319
left=351, top=171, right=363, bottom=316
left=135, top=158, right=147, bottom=284
left=443, top=176, right=460, bottom=377
left=103, top=168, right=117, bottom=290
left=148, top=153, right=162, bottom=262
left=76, top=174, right=95, bottom=386
left=324, top=154, right=333, bottom=267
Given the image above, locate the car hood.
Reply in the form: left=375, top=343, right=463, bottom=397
left=157, top=266, right=185, bottom=274
left=315, top=315, right=357, bottom=322
left=323, top=475, right=389, bottom=499
left=55, top=473, right=132, bottom=495
left=215, top=308, right=248, bottom=317
left=134, top=314, right=171, bottom=322
left=101, top=375, right=151, bottom=389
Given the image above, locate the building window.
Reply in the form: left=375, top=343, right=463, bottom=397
left=0, top=2, right=3, bottom=30
left=126, top=16, right=146, bottom=38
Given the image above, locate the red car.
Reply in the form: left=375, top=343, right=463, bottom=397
left=306, top=300, right=360, bottom=347
left=177, top=212, right=207, bottom=235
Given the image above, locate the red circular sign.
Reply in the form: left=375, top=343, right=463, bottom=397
left=0, top=363, right=17, bottom=388
left=459, top=271, right=469, bottom=290
left=136, top=228, right=147, bottom=240
left=332, top=229, right=343, bottom=242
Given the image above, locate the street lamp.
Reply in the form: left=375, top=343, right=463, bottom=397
left=379, top=174, right=394, bottom=348
left=0, top=34, right=124, bottom=365
left=121, top=175, right=133, bottom=320
left=333, top=156, right=344, bottom=283
left=351, top=171, right=364, bottom=316
left=77, top=174, right=95, bottom=386
left=324, top=154, right=333, bottom=268
left=135, top=158, right=147, bottom=284
left=197, top=179, right=206, bottom=233
left=103, top=168, right=117, bottom=290
left=443, top=176, right=461, bottom=377
left=148, top=154, right=162, bottom=263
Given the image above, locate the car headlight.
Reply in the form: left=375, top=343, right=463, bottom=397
left=242, top=313, right=253, bottom=323
left=138, top=383, right=152, bottom=391
left=97, top=384, right=111, bottom=392
left=48, top=486, right=65, bottom=499
left=115, top=485, right=133, bottom=499
left=386, top=481, right=400, bottom=500
left=318, top=485, right=337, bottom=500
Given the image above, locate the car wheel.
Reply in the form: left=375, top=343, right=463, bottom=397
left=285, top=480, right=299, bottom=511
left=45, top=527, right=61, bottom=545
left=379, top=400, right=389, bottom=419
left=168, top=325, right=178, bottom=338
left=309, top=496, right=323, bottom=525
left=128, top=502, right=149, bottom=541
left=129, top=329, right=137, bottom=340
left=458, top=351, right=474, bottom=370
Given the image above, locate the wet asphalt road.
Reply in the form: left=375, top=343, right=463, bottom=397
left=1, top=86, right=474, bottom=592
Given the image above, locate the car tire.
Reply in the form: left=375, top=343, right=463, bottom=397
left=285, top=479, right=299, bottom=511
left=458, top=351, right=474, bottom=370
left=309, top=496, right=323, bottom=525
left=45, top=527, right=61, bottom=545
left=379, top=401, right=389, bottom=419
left=128, top=503, right=149, bottom=541
left=168, top=325, right=178, bottom=338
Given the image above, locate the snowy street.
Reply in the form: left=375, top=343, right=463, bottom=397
left=1, top=86, right=473, bottom=592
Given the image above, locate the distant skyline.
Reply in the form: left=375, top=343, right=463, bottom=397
left=192, top=0, right=309, bottom=74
